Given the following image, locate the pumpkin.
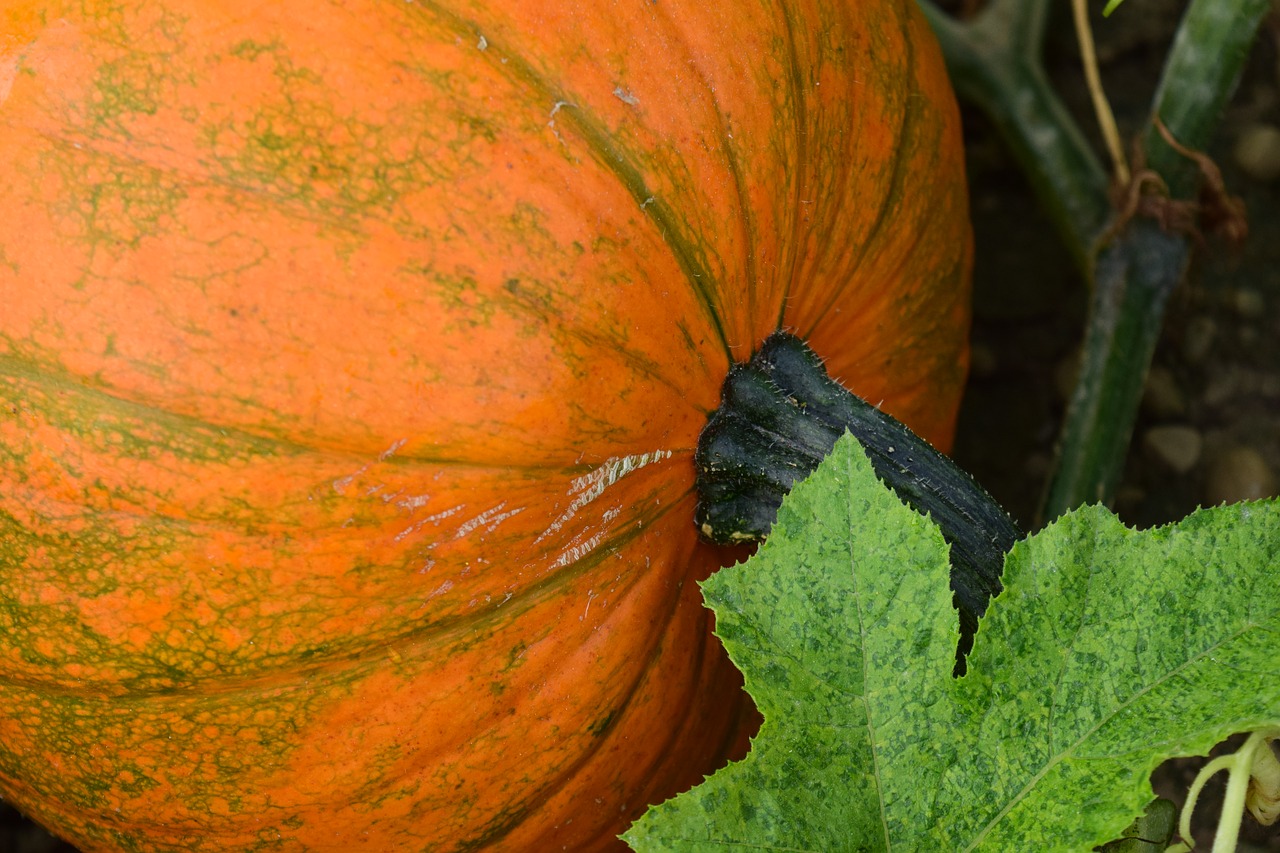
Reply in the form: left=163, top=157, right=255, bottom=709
left=0, top=0, right=971, bottom=849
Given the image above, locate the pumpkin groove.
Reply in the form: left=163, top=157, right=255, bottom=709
left=1, top=0, right=971, bottom=848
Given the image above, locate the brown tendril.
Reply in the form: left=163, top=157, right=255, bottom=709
left=1101, top=118, right=1248, bottom=250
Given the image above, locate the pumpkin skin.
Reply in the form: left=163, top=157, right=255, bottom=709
left=0, top=0, right=971, bottom=849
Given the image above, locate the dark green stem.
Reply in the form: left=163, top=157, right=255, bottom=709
left=920, top=0, right=1269, bottom=520
left=1043, top=222, right=1188, bottom=513
left=919, top=0, right=1110, bottom=273
left=1143, top=0, right=1273, bottom=199
left=1040, top=0, right=1269, bottom=520
left=695, top=332, right=1018, bottom=638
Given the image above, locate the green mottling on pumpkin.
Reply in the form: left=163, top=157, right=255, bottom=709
left=83, top=5, right=192, bottom=135
left=91, top=55, right=163, bottom=127
left=0, top=360, right=293, bottom=466
left=498, top=278, right=562, bottom=340
left=400, top=263, right=497, bottom=330
left=503, top=640, right=529, bottom=673
left=508, top=200, right=554, bottom=244
left=44, top=145, right=187, bottom=264
left=228, top=37, right=280, bottom=63
left=412, top=0, right=732, bottom=359
left=202, top=38, right=467, bottom=239
left=0, top=684, right=325, bottom=838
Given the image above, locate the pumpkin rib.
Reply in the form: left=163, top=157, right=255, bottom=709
left=6, top=53, right=728, bottom=438
left=772, top=1, right=812, bottom=335
left=439, top=508, right=711, bottom=849
left=639, top=0, right=767, bottom=341
left=15, top=123, right=371, bottom=244
left=795, top=7, right=921, bottom=345
left=778, top=14, right=860, bottom=340
left=0, top=518, right=731, bottom=850
left=1, top=352, right=319, bottom=459
left=413, top=0, right=734, bottom=363
left=346, top=541, right=707, bottom=852
left=5, top=351, right=704, bottom=479
left=0, top=473, right=697, bottom=701
left=478, top=279, right=718, bottom=422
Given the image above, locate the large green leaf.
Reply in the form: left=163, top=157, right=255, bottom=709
left=625, top=433, right=1280, bottom=851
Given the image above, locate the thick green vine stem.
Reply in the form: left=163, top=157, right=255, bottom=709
left=920, top=0, right=1271, bottom=521
left=1040, top=0, right=1270, bottom=520
left=1142, top=0, right=1273, bottom=200
left=1042, top=220, right=1188, bottom=514
left=694, top=332, right=1018, bottom=635
left=918, top=0, right=1110, bottom=274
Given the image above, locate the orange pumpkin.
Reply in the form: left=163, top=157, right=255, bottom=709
left=0, top=0, right=971, bottom=849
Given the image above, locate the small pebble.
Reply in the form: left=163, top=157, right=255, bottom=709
left=1142, top=425, right=1203, bottom=474
left=1205, top=446, right=1278, bottom=506
left=1142, top=366, right=1187, bottom=418
left=1230, top=287, right=1266, bottom=319
left=1233, top=123, right=1280, bottom=182
left=1202, top=369, right=1243, bottom=407
left=1180, top=316, right=1217, bottom=364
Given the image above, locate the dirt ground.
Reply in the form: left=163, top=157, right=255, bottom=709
left=3, top=1, right=1278, bottom=850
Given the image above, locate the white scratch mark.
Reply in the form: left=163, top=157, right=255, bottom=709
left=453, top=503, right=523, bottom=540
left=477, top=34, right=488, bottom=50
left=548, top=100, right=575, bottom=145
left=580, top=589, right=598, bottom=622
left=393, top=504, right=464, bottom=542
left=396, top=493, right=433, bottom=511
left=379, top=438, right=407, bottom=461
left=537, top=450, right=672, bottom=543
left=613, top=86, right=640, bottom=106
left=332, top=464, right=369, bottom=495
left=424, top=505, right=464, bottom=524
left=548, top=531, right=605, bottom=570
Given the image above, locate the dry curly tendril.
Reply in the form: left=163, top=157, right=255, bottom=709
left=1099, top=118, right=1248, bottom=250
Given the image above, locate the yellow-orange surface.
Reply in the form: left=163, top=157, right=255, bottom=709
left=0, top=0, right=971, bottom=849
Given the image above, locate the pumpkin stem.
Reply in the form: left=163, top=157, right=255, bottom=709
left=695, top=332, right=1018, bottom=637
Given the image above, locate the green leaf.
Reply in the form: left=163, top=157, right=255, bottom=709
left=624, top=433, right=1280, bottom=851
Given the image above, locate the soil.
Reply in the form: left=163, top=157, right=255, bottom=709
left=3, top=1, right=1278, bottom=850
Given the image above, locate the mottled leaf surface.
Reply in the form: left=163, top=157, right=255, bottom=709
left=625, top=434, right=1280, bottom=851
